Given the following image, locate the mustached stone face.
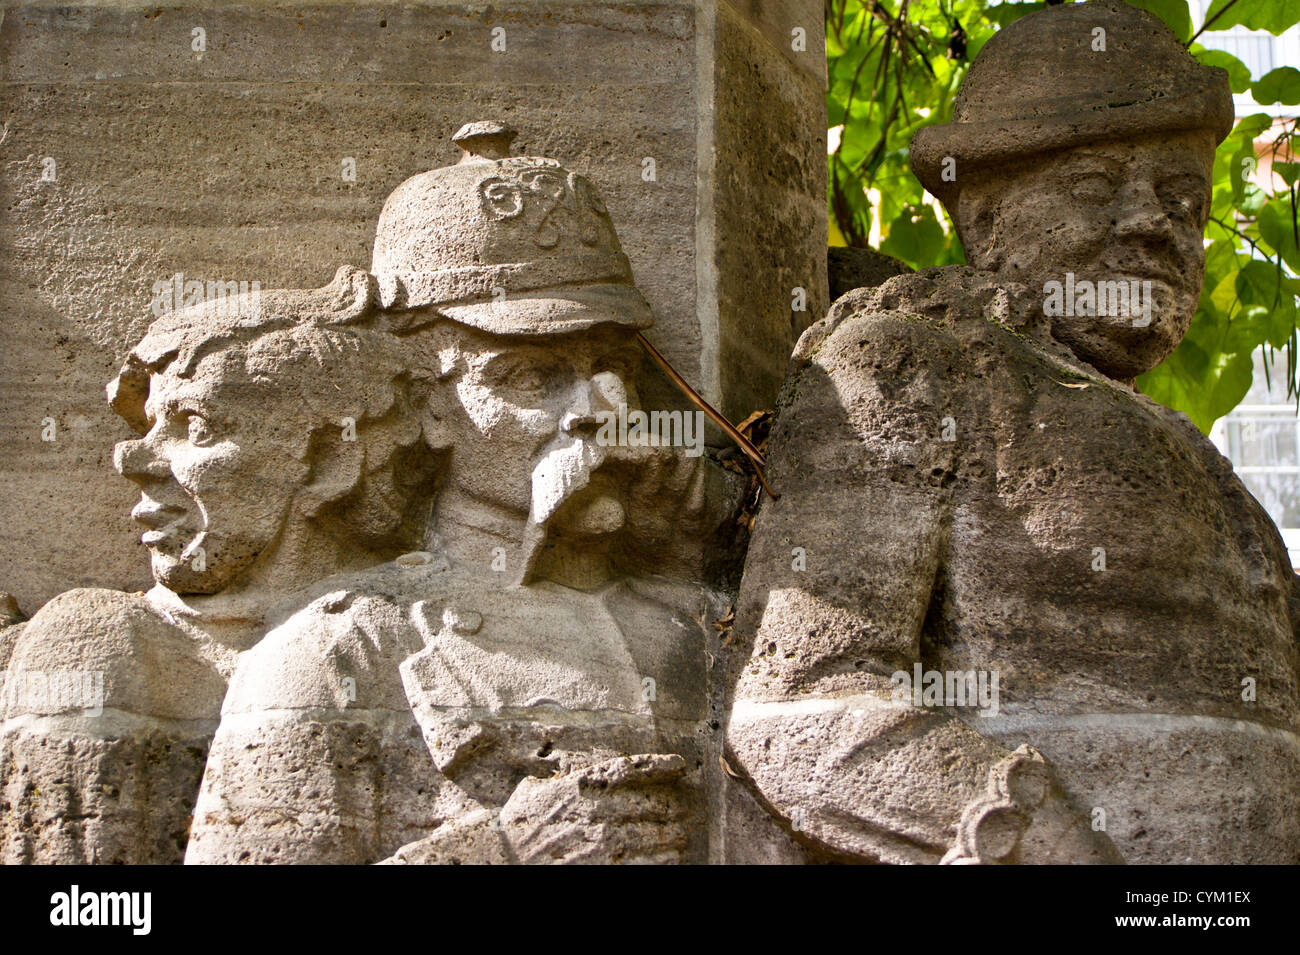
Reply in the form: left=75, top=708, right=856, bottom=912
left=112, top=348, right=312, bottom=595
left=959, top=131, right=1214, bottom=380
left=443, top=324, right=647, bottom=531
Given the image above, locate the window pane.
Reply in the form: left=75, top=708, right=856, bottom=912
left=1227, top=418, right=1299, bottom=467
left=1198, top=32, right=1274, bottom=75
left=1240, top=472, right=1300, bottom=528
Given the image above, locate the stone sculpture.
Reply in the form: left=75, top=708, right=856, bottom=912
left=0, top=261, right=444, bottom=863
left=726, top=0, right=1300, bottom=864
left=181, top=123, right=727, bottom=864
left=0, top=122, right=728, bottom=864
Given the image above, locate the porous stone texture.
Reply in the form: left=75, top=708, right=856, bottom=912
left=187, top=572, right=719, bottom=864
left=0, top=0, right=826, bottom=614
left=0, top=588, right=223, bottom=864
left=724, top=1, right=1300, bottom=865
left=711, top=0, right=828, bottom=422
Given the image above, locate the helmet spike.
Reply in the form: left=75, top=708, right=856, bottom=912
left=452, top=120, right=518, bottom=162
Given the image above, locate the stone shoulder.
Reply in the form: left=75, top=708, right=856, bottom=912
left=3, top=588, right=224, bottom=720
left=793, top=265, right=1046, bottom=368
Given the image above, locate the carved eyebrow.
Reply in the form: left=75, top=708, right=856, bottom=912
left=479, top=348, right=556, bottom=369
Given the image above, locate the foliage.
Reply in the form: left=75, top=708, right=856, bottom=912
left=827, top=0, right=1300, bottom=431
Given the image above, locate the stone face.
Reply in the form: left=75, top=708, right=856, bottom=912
left=0, top=0, right=826, bottom=614
left=724, top=1, right=1300, bottom=865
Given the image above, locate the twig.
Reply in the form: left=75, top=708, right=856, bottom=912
left=1188, top=0, right=1243, bottom=47
left=635, top=332, right=779, bottom=500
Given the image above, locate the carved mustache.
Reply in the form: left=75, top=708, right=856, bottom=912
left=530, top=434, right=608, bottom=526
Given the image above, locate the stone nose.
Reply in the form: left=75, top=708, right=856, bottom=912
left=1114, top=180, right=1175, bottom=243
left=560, top=371, right=628, bottom=435
left=113, top=435, right=170, bottom=481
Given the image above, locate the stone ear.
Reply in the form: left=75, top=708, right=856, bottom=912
left=298, top=426, right=365, bottom=518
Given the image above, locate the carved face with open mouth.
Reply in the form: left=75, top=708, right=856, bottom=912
left=112, top=346, right=313, bottom=596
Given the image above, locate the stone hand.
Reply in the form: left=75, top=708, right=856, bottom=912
left=497, top=753, right=690, bottom=864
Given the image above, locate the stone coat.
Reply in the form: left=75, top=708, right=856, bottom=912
left=726, top=268, right=1300, bottom=864
left=185, top=561, right=719, bottom=864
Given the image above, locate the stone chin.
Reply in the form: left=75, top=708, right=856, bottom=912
left=146, top=530, right=262, bottom=596
left=1048, top=277, right=1195, bottom=381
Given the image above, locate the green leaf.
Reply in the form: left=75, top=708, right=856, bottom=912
left=1269, top=292, right=1298, bottom=350
left=1253, top=67, right=1300, bottom=106
left=1207, top=350, right=1257, bottom=420
left=1191, top=47, right=1252, bottom=94
left=880, top=203, right=948, bottom=269
left=1127, top=0, right=1193, bottom=43
left=1236, top=258, right=1283, bottom=308
left=1208, top=265, right=1241, bottom=314
left=1238, top=183, right=1268, bottom=217
left=1274, top=162, right=1300, bottom=188
left=1231, top=112, right=1277, bottom=142
left=1259, top=197, right=1300, bottom=272
left=983, top=2, right=1045, bottom=28
left=1202, top=0, right=1300, bottom=35
left=1203, top=239, right=1239, bottom=282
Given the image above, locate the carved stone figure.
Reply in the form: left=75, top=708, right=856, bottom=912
left=726, top=0, right=1300, bottom=864
left=0, top=122, right=727, bottom=865
left=0, top=263, right=440, bottom=863
left=182, top=123, right=728, bottom=864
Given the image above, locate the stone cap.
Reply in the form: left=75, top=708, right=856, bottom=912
left=370, top=121, right=654, bottom=336
left=911, top=0, right=1233, bottom=208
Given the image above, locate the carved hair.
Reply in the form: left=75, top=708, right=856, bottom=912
left=108, top=265, right=444, bottom=555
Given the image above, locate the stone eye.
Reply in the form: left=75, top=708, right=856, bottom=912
left=506, top=366, right=548, bottom=394
left=1157, top=178, right=1204, bottom=220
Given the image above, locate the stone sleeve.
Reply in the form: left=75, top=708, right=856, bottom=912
left=185, top=590, right=455, bottom=864
left=725, top=308, right=1022, bottom=863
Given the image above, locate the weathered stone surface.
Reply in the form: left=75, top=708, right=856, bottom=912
left=0, top=0, right=826, bottom=614
left=725, top=1, right=1299, bottom=864
left=2, top=124, right=738, bottom=864
left=827, top=246, right=910, bottom=301
left=712, top=0, right=828, bottom=422
left=0, top=588, right=224, bottom=863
